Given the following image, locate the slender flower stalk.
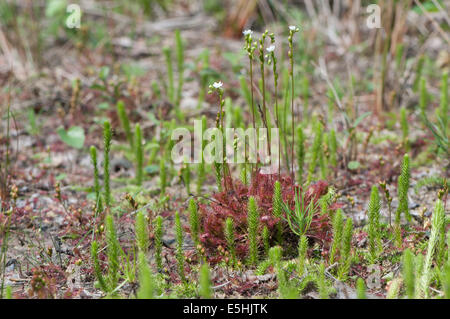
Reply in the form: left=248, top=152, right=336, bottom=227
left=267, top=33, right=279, bottom=178
left=209, top=81, right=228, bottom=192
left=259, top=30, right=270, bottom=153
left=244, top=30, right=257, bottom=174
left=288, top=26, right=300, bottom=182
left=244, top=30, right=256, bottom=130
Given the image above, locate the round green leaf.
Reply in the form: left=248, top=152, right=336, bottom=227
left=57, top=126, right=85, bottom=149
left=348, top=161, right=360, bottom=170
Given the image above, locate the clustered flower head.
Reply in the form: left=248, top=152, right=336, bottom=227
left=208, top=81, right=225, bottom=124
left=288, top=25, right=300, bottom=66
left=258, top=30, right=269, bottom=64
left=243, top=29, right=256, bottom=59
left=265, top=33, right=277, bottom=69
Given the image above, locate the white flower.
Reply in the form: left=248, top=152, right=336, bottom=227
left=212, top=81, right=223, bottom=89
left=289, top=25, right=298, bottom=31
left=266, top=45, right=275, bottom=52
left=243, top=29, right=253, bottom=36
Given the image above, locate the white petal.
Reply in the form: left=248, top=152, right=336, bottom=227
left=243, top=29, right=253, bottom=36
left=213, top=81, right=223, bottom=88
left=266, top=45, right=275, bottom=52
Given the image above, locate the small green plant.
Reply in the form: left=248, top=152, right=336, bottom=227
left=443, top=234, right=450, bottom=298
left=134, top=124, right=143, bottom=186
left=175, top=211, right=185, bottom=281
left=90, top=214, right=121, bottom=296
left=137, top=252, right=155, bottom=299
left=105, top=214, right=120, bottom=292
left=256, top=258, right=272, bottom=275
left=317, top=262, right=329, bottom=299
left=154, top=215, right=163, bottom=271
left=436, top=198, right=447, bottom=268
left=419, top=199, right=445, bottom=298
left=403, top=248, right=415, bottom=299
left=199, top=263, right=212, bottom=299
left=280, top=188, right=318, bottom=237
left=224, top=217, right=236, bottom=266
left=188, top=199, right=200, bottom=247
left=57, top=124, right=85, bottom=149
left=356, top=278, right=366, bottom=299
left=240, top=162, right=249, bottom=186
left=386, top=278, right=402, bottom=299
left=368, top=185, right=382, bottom=263
left=247, top=196, right=260, bottom=266
left=414, top=253, right=424, bottom=298
left=337, top=217, right=353, bottom=280
left=5, top=285, right=12, bottom=299
left=269, top=246, right=296, bottom=298
left=27, top=107, right=39, bottom=136
left=117, top=100, right=133, bottom=148
left=103, top=121, right=112, bottom=208
left=329, top=209, right=343, bottom=265
left=395, top=153, right=410, bottom=246
left=91, top=240, right=109, bottom=293
left=135, top=211, right=148, bottom=253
